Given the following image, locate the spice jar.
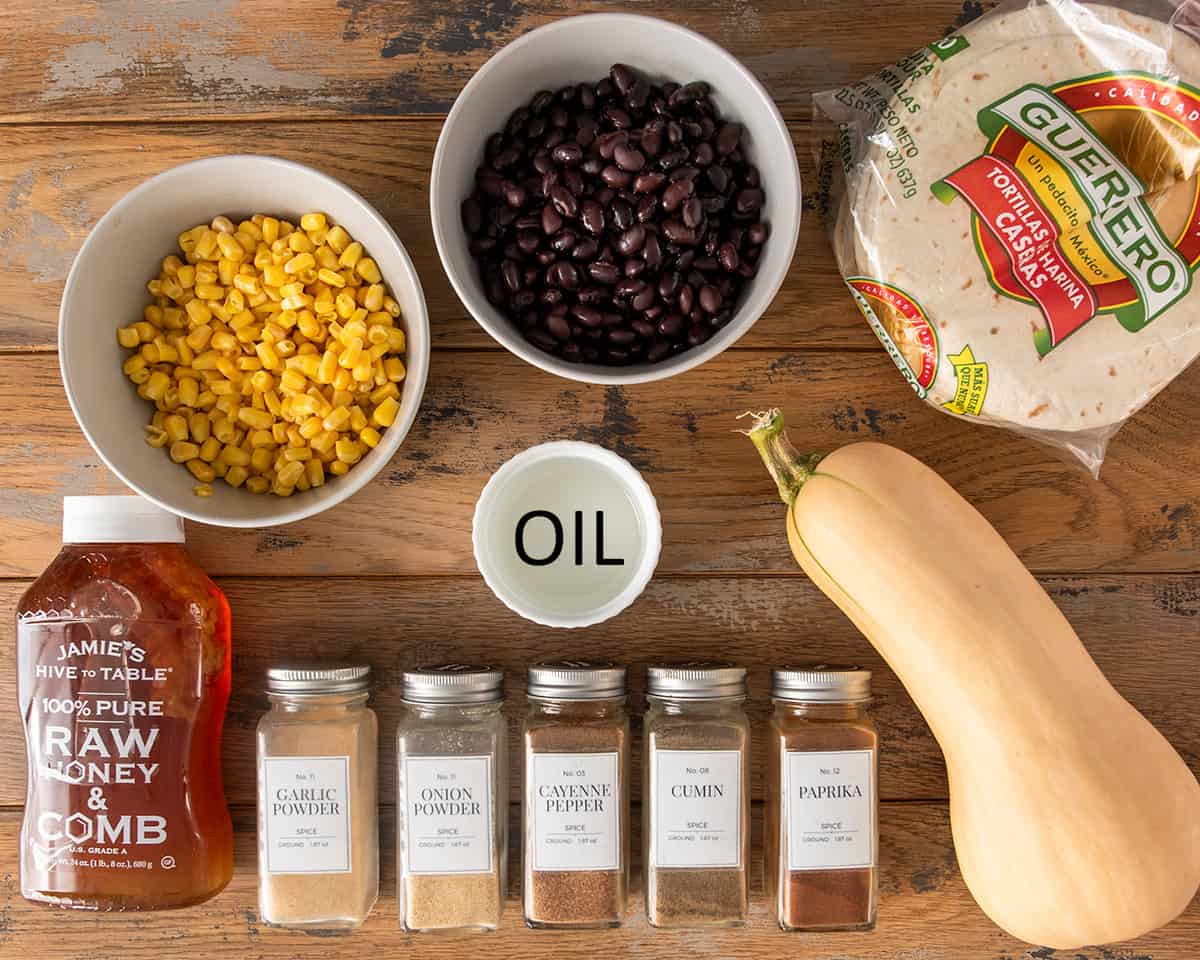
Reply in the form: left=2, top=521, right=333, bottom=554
left=256, top=663, right=378, bottom=929
left=522, top=660, right=630, bottom=928
left=397, top=664, right=507, bottom=932
left=643, top=663, right=750, bottom=927
left=766, top=665, right=878, bottom=931
left=17, top=496, right=233, bottom=910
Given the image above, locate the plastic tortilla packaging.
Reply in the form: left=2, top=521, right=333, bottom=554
left=814, top=0, right=1200, bottom=474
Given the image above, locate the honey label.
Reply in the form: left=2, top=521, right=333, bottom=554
left=785, top=749, right=875, bottom=871
left=261, top=755, right=352, bottom=874
left=18, top=618, right=200, bottom=888
left=529, top=751, right=620, bottom=871
left=402, top=755, right=494, bottom=875
left=652, top=749, right=743, bottom=869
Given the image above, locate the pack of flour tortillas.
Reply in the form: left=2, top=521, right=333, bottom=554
left=815, top=0, right=1200, bottom=474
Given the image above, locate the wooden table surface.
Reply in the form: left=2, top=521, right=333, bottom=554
left=1, top=1, right=1198, bottom=958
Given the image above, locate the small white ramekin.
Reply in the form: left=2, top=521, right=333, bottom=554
left=472, top=441, right=662, bottom=628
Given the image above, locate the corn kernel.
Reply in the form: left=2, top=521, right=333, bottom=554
left=193, top=483, right=213, bottom=498
left=246, top=475, right=270, bottom=494
left=217, top=232, right=245, bottom=261
left=199, top=436, right=222, bottom=462
left=189, top=410, right=211, bottom=443
left=144, top=371, right=171, bottom=400
left=117, top=326, right=141, bottom=349
left=169, top=439, right=200, bottom=463
left=330, top=459, right=350, bottom=476
left=338, top=242, right=363, bottom=269
left=163, top=414, right=189, bottom=443
left=186, top=459, right=216, bottom=483
left=237, top=407, right=274, bottom=431
left=370, top=381, right=400, bottom=405
left=225, top=464, right=249, bottom=488
left=373, top=396, right=400, bottom=427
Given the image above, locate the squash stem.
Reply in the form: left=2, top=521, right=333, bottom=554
left=741, top=409, right=824, bottom=507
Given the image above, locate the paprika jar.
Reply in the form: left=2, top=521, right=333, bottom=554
left=766, top=665, right=878, bottom=931
left=17, top=496, right=233, bottom=909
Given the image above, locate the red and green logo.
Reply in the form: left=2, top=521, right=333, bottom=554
left=846, top=277, right=939, bottom=397
left=932, top=73, right=1200, bottom=355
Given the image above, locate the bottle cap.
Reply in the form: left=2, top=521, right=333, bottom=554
left=647, top=661, right=747, bottom=700
left=403, top=664, right=504, bottom=704
left=62, top=495, right=185, bottom=545
left=267, top=663, right=371, bottom=695
left=772, top=664, right=872, bottom=703
left=527, top=660, right=626, bottom=700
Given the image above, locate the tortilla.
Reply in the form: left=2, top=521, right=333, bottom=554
left=816, top=2, right=1200, bottom=443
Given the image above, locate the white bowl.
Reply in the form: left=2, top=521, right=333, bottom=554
left=472, top=441, right=662, bottom=628
left=59, top=155, right=430, bottom=528
left=430, top=13, right=801, bottom=385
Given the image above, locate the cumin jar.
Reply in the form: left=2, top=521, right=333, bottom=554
left=397, top=665, right=507, bottom=932
left=766, top=665, right=878, bottom=932
left=643, top=663, right=750, bottom=927
left=522, top=661, right=630, bottom=928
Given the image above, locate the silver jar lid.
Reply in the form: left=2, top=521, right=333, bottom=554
left=647, top=662, right=747, bottom=700
left=403, top=664, right=504, bottom=704
left=267, top=662, right=371, bottom=695
left=527, top=660, right=626, bottom=700
left=772, top=664, right=871, bottom=703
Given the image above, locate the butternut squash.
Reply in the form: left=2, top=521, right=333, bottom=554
left=746, top=409, right=1200, bottom=948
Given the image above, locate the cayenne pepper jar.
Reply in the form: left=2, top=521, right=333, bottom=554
left=522, top=661, right=630, bottom=928
left=766, top=665, right=878, bottom=931
left=17, top=496, right=233, bottom=909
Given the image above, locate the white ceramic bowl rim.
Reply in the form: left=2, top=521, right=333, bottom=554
left=472, top=440, right=663, bottom=628
left=59, top=154, right=430, bottom=528
left=431, top=12, right=801, bottom=385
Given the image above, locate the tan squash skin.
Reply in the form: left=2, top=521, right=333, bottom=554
left=753, top=420, right=1200, bottom=948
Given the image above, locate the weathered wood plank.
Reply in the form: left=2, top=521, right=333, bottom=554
left=2, top=574, right=1197, bottom=808
left=0, top=0, right=989, bottom=122
left=0, top=120, right=855, bottom=353
left=0, top=805, right=1194, bottom=958
left=0, top=352, right=1197, bottom=578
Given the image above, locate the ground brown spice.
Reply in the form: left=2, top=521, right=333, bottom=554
left=401, top=872, right=503, bottom=930
left=766, top=684, right=878, bottom=932
left=523, top=685, right=629, bottom=929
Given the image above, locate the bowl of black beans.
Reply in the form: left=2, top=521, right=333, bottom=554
left=430, top=14, right=801, bottom=383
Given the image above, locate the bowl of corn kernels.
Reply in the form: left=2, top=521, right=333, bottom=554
left=59, top=155, right=430, bottom=527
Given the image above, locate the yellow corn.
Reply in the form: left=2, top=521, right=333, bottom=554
left=359, top=426, right=382, bottom=448
left=186, top=459, right=216, bottom=483
left=373, top=396, right=400, bottom=427
left=117, top=326, right=141, bottom=349
left=238, top=407, right=274, bottom=430
left=169, top=439, right=200, bottom=463
left=225, top=464, right=249, bottom=488
left=246, top=475, right=270, bottom=494
left=189, top=410, right=211, bottom=443
left=199, top=436, right=222, bottom=462
left=330, top=459, right=350, bottom=476
left=144, top=371, right=171, bottom=400
left=251, top=447, right=274, bottom=473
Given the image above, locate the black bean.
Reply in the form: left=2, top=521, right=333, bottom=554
left=611, top=198, right=634, bottom=231
left=571, top=238, right=599, bottom=261
left=692, top=142, right=714, bottom=167
left=643, top=233, right=663, bottom=269
left=718, top=242, right=739, bottom=271
left=686, top=324, right=711, bottom=346
left=561, top=341, right=583, bottom=361
left=503, top=182, right=526, bottom=208
left=541, top=204, right=563, bottom=235
left=588, top=261, right=619, bottom=284
left=641, top=122, right=664, bottom=158
left=735, top=187, right=764, bottom=214
left=611, top=63, right=636, bottom=94
left=542, top=129, right=565, bottom=151
left=747, top=221, right=768, bottom=245
left=526, top=115, right=547, bottom=139
left=550, top=106, right=569, bottom=128
left=501, top=260, right=521, bottom=293
left=546, top=311, right=572, bottom=340
left=663, top=220, right=698, bottom=245
left=461, top=196, right=483, bottom=233
left=647, top=338, right=673, bottom=362
left=517, top=230, right=541, bottom=254
left=527, top=328, right=557, bottom=350
left=512, top=290, right=536, bottom=309
left=658, top=313, right=685, bottom=338
left=678, top=284, right=694, bottom=314
left=581, top=200, right=605, bottom=235
left=633, top=172, right=666, bottom=193
left=552, top=142, right=583, bottom=165
left=549, top=185, right=577, bottom=217
left=602, top=165, right=632, bottom=188
left=608, top=328, right=637, bottom=346
left=707, top=165, right=729, bottom=193
left=681, top=197, right=704, bottom=229
left=551, top=229, right=577, bottom=253
left=549, top=260, right=580, bottom=289
left=616, top=224, right=646, bottom=256
left=623, top=258, right=646, bottom=278
left=669, top=81, right=709, bottom=108
left=699, top=284, right=722, bottom=313
left=632, top=285, right=655, bottom=311
left=531, top=91, right=554, bottom=113
left=658, top=148, right=688, bottom=171
left=658, top=272, right=680, bottom=300
left=605, top=105, right=633, bottom=128
left=614, top=144, right=646, bottom=172
left=632, top=318, right=656, bottom=338
left=669, top=165, right=700, bottom=182
left=716, top=122, right=741, bottom=156
left=492, top=145, right=521, bottom=170
left=578, top=286, right=607, bottom=304
left=661, top=178, right=693, bottom=212
left=636, top=195, right=658, bottom=223
left=572, top=304, right=603, bottom=327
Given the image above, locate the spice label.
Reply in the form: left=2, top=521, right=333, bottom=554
left=530, top=751, right=620, bottom=871
left=262, top=755, right=352, bottom=874
left=785, top=749, right=875, bottom=871
left=403, top=754, right=493, bottom=875
left=652, top=749, right=743, bottom=869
